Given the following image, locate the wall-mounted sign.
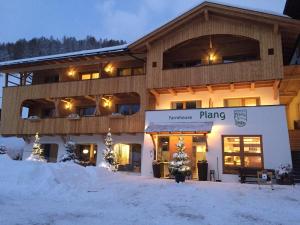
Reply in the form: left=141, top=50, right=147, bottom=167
left=234, top=109, right=247, bottom=127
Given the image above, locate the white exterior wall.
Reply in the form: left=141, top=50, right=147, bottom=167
left=143, top=105, right=292, bottom=182
left=23, top=133, right=145, bottom=166
left=156, top=87, right=279, bottom=110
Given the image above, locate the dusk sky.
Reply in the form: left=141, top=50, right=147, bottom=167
left=0, top=0, right=287, bottom=44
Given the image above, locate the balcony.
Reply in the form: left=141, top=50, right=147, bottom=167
left=1, top=76, right=147, bottom=136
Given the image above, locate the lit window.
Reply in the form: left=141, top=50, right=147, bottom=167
left=92, top=73, right=100, bottom=79
left=222, top=135, right=263, bottom=174
left=81, top=74, right=91, bottom=80
left=81, top=72, right=100, bottom=80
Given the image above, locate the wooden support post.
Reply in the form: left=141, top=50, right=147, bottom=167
left=187, top=87, right=195, bottom=94
left=4, top=73, right=8, bottom=87
left=209, top=98, right=213, bottom=108
left=54, top=99, right=60, bottom=117
left=204, top=9, right=209, bottom=22
left=150, top=89, right=160, bottom=106
left=94, top=95, right=102, bottom=116
left=230, top=83, right=235, bottom=92
left=250, top=82, right=255, bottom=91
left=207, top=85, right=213, bottom=93
left=273, top=24, right=279, bottom=34
left=168, top=88, right=177, bottom=96
left=273, top=80, right=280, bottom=100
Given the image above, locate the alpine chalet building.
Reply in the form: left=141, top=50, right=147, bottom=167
left=1, top=1, right=300, bottom=182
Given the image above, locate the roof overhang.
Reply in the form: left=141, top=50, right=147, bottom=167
left=145, top=122, right=213, bottom=134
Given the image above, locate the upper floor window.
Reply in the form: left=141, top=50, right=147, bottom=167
left=81, top=72, right=100, bottom=80
left=171, top=100, right=201, bottom=110
left=116, top=104, right=140, bottom=115
left=163, top=34, right=260, bottom=69
left=77, top=106, right=95, bottom=116
left=117, top=67, right=144, bottom=76
left=224, top=97, right=260, bottom=107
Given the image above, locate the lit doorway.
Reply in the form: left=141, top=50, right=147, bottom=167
left=114, top=143, right=141, bottom=172
left=156, top=135, right=207, bottom=179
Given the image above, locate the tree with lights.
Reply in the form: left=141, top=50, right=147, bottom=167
left=169, top=137, right=191, bottom=183
left=60, top=139, right=78, bottom=163
left=103, top=128, right=118, bottom=171
left=28, top=133, right=45, bottom=162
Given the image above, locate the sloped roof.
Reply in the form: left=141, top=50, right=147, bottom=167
left=129, top=0, right=300, bottom=50
left=0, top=44, right=128, bottom=68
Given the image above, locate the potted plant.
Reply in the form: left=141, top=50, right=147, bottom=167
left=169, top=137, right=191, bottom=183
left=152, top=160, right=161, bottom=178
left=197, top=158, right=208, bottom=181
left=275, top=164, right=294, bottom=185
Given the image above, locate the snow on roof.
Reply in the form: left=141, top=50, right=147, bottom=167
left=145, top=122, right=213, bottom=133
left=0, top=44, right=129, bottom=67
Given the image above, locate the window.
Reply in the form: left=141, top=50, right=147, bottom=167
left=77, top=107, right=95, bottom=116
left=118, top=68, right=131, bottom=76
left=158, top=136, right=170, bottom=162
left=117, top=67, right=144, bottom=76
left=224, top=97, right=260, bottom=107
left=117, top=104, right=140, bottom=115
left=171, top=100, right=201, bottom=110
left=222, top=135, right=263, bottom=174
left=133, top=67, right=144, bottom=75
left=81, top=72, right=100, bottom=80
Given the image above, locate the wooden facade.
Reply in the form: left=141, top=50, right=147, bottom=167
left=1, top=2, right=300, bottom=137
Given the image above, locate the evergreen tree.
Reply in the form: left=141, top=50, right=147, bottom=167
left=103, top=128, right=118, bottom=171
left=28, top=133, right=45, bottom=162
left=60, top=140, right=78, bottom=163
left=169, top=137, right=191, bottom=183
left=0, top=144, right=7, bottom=154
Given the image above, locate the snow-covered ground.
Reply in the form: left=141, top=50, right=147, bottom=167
left=0, top=155, right=299, bottom=225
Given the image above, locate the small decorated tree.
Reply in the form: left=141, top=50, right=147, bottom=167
left=28, top=133, right=45, bottom=162
left=60, top=139, right=78, bottom=163
left=169, top=137, right=191, bottom=183
left=103, top=128, right=118, bottom=171
left=0, top=144, right=7, bottom=155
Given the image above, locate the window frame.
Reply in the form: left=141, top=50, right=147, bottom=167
left=117, top=67, right=145, bottom=76
left=222, top=135, right=264, bottom=174
left=80, top=71, right=100, bottom=80
left=223, top=97, right=260, bottom=107
left=171, top=100, right=202, bottom=110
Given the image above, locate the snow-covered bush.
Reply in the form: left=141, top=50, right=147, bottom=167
left=0, top=144, right=7, bottom=154
left=27, top=133, right=45, bottom=162
left=103, top=129, right=118, bottom=172
left=275, top=164, right=293, bottom=185
left=60, top=140, right=79, bottom=163
left=67, top=113, right=80, bottom=120
left=169, top=137, right=191, bottom=183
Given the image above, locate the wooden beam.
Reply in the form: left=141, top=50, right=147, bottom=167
left=230, top=83, right=235, bottom=92
left=150, top=89, right=160, bottom=106
left=204, top=9, right=209, bottom=22
left=146, top=42, right=151, bottom=50
left=187, top=86, right=195, bottom=94
left=273, top=80, right=280, bottom=100
left=168, top=88, right=177, bottom=96
left=207, top=85, right=213, bottom=93
left=273, top=23, right=279, bottom=34
left=250, top=82, right=255, bottom=91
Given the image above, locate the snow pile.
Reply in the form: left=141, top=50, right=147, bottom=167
left=0, top=156, right=300, bottom=225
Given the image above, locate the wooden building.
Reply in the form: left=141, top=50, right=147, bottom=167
left=0, top=1, right=300, bottom=181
